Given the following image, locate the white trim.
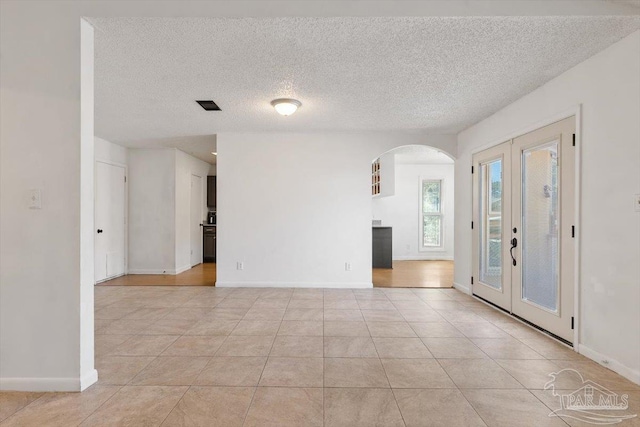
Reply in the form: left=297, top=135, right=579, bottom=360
left=577, top=344, right=640, bottom=386
left=175, top=264, right=192, bottom=275
left=127, top=268, right=186, bottom=275
left=216, top=281, right=374, bottom=289
left=80, top=369, right=98, bottom=391
left=394, top=255, right=453, bottom=261
left=95, top=272, right=125, bottom=284
left=0, top=369, right=97, bottom=392
left=453, top=281, right=471, bottom=295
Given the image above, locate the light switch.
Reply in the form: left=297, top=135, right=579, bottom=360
left=28, top=189, right=42, bottom=209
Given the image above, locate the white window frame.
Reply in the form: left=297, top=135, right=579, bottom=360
left=420, top=178, right=444, bottom=249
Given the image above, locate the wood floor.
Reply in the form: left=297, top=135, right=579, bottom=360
left=373, top=260, right=453, bottom=288
left=99, top=263, right=216, bottom=286
left=99, top=260, right=453, bottom=288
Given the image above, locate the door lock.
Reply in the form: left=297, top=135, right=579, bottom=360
left=510, top=237, right=518, bottom=266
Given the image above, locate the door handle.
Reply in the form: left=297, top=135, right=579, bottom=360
left=97, top=229, right=103, bottom=234
left=510, top=237, right=517, bottom=266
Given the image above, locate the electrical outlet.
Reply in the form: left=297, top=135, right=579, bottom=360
left=345, top=262, right=352, bottom=271
left=237, top=262, right=244, bottom=271
left=28, top=189, right=42, bottom=209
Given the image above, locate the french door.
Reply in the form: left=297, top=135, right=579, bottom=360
left=472, top=117, right=575, bottom=343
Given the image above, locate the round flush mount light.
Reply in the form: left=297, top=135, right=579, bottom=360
left=271, top=98, right=301, bottom=116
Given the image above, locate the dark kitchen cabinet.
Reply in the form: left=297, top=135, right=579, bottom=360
left=207, top=176, right=217, bottom=208
left=203, top=226, right=216, bottom=262
left=372, top=227, right=392, bottom=268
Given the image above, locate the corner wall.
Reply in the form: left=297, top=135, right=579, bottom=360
left=455, top=30, right=640, bottom=383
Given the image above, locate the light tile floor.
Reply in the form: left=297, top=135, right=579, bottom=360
left=1, top=286, right=639, bottom=426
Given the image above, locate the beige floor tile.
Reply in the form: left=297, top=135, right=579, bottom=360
left=182, top=296, right=226, bottom=307
left=471, top=337, right=546, bottom=359
left=214, top=298, right=256, bottom=308
left=287, top=299, right=324, bottom=308
left=324, top=388, right=404, bottom=427
left=325, top=299, right=361, bottom=310
left=259, top=357, right=324, bottom=387
left=141, top=318, right=198, bottom=335
left=373, top=337, right=433, bottom=358
left=207, top=307, right=249, bottom=319
left=394, top=388, right=487, bottom=427
left=409, top=322, right=463, bottom=338
left=99, top=318, right=154, bottom=335
left=162, top=335, right=226, bottom=356
left=0, top=392, right=43, bottom=422
left=160, top=386, right=254, bottom=427
left=399, top=310, right=445, bottom=322
left=382, top=359, right=455, bottom=388
left=2, top=385, right=119, bottom=427
left=95, top=334, right=132, bottom=357
left=451, top=321, right=511, bottom=338
left=531, top=389, right=640, bottom=427
left=95, top=356, right=155, bottom=385
left=356, top=300, right=396, bottom=310
left=243, top=308, right=286, bottom=320
left=421, top=337, right=489, bottom=358
left=462, top=389, right=568, bottom=427
left=95, top=305, right=139, bottom=320
left=324, top=321, right=370, bottom=336
left=80, top=386, right=187, bottom=426
left=291, top=290, right=324, bottom=300
left=366, top=321, right=417, bottom=337
left=215, top=335, right=275, bottom=357
left=361, top=310, right=405, bottom=322
left=195, top=356, right=267, bottom=386
left=550, top=360, right=640, bottom=391
left=436, top=310, right=485, bottom=323
left=252, top=298, right=290, bottom=309
left=231, top=320, right=281, bottom=336
left=392, top=300, right=431, bottom=310
left=323, top=309, right=362, bottom=321
left=324, top=358, right=390, bottom=388
left=494, top=359, right=572, bottom=390
left=425, top=300, right=467, bottom=310
left=439, top=358, right=523, bottom=389
left=324, top=336, right=378, bottom=357
left=270, top=335, right=324, bottom=357
left=518, top=336, right=583, bottom=360
left=284, top=308, right=325, bottom=320
left=130, top=356, right=210, bottom=385
left=186, top=319, right=239, bottom=335
left=278, top=321, right=323, bottom=336
left=495, top=321, right=549, bottom=340
left=121, top=307, right=172, bottom=320
left=112, top=335, right=179, bottom=356
left=244, top=387, right=323, bottom=427
left=164, top=307, right=211, bottom=320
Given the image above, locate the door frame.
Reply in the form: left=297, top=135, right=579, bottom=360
left=469, top=105, right=582, bottom=348
left=190, top=173, right=204, bottom=267
left=94, top=159, right=128, bottom=283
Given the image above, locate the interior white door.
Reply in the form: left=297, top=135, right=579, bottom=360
left=95, top=161, right=126, bottom=283
left=511, top=117, right=575, bottom=342
left=472, top=116, right=576, bottom=343
left=472, top=141, right=512, bottom=311
left=190, top=174, right=203, bottom=267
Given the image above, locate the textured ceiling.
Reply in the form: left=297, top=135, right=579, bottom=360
left=391, top=145, right=454, bottom=164
left=93, top=16, right=640, bottom=148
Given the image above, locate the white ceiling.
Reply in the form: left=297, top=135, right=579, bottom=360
left=391, top=145, right=454, bottom=165
left=92, top=15, right=640, bottom=160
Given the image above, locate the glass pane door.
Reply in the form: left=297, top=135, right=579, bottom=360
left=480, top=159, right=503, bottom=290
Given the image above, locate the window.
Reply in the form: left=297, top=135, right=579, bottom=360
left=421, top=179, right=442, bottom=247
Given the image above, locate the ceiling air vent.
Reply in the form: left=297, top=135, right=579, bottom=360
left=196, top=100, right=221, bottom=111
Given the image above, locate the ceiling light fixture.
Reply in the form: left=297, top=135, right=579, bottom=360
left=271, top=98, right=301, bottom=116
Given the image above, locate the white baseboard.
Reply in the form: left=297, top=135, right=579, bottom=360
left=394, top=255, right=454, bottom=261
left=128, top=269, right=181, bottom=275
left=175, top=264, right=192, bottom=275
left=216, top=281, right=374, bottom=289
left=577, top=344, right=640, bottom=385
left=453, top=281, right=471, bottom=295
left=80, top=369, right=98, bottom=391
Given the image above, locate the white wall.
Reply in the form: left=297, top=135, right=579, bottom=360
left=175, top=149, right=212, bottom=272
left=455, top=30, right=640, bottom=383
left=373, top=162, right=454, bottom=260
left=128, top=149, right=177, bottom=274
left=217, top=132, right=456, bottom=288
left=95, top=136, right=127, bottom=166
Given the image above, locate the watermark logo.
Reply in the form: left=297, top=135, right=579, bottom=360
left=545, top=369, right=637, bottom=425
